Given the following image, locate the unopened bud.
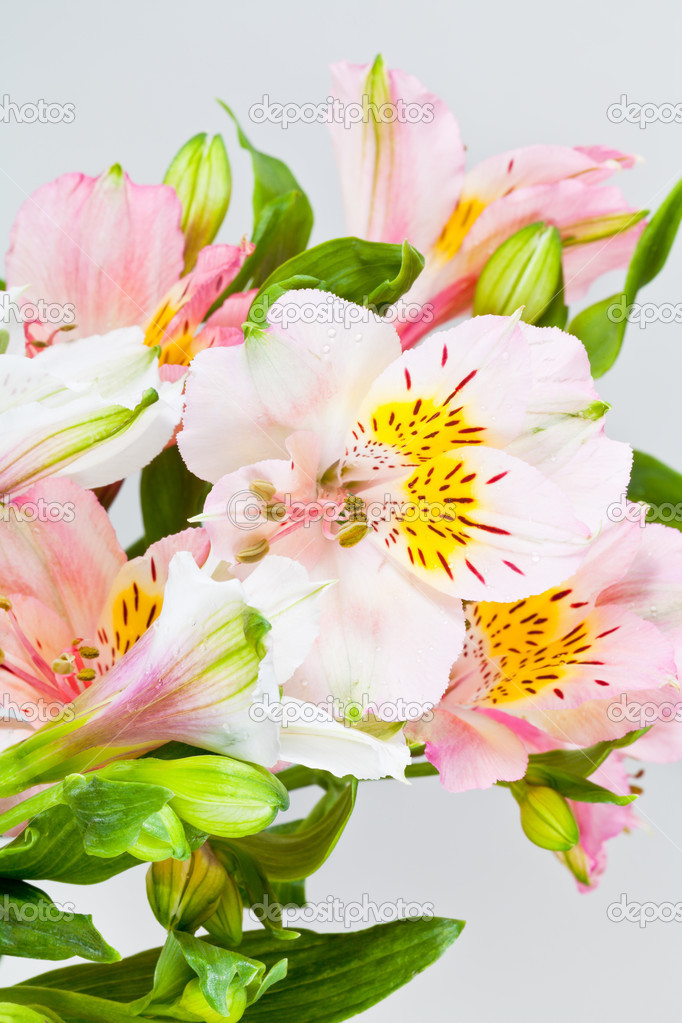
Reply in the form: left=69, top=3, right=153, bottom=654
left=147, top=843, right=227, bottom=932
left=164, top=133, right=232, bottom=273
left=179, top=977, right=247, bottom=1023
left=127, top=804, right=191, bottom=862
left=473, top=222, right=563, bottom=324
left=203, top=869, right=244, bottom=944
left=100, top=756, right=289, bottom=838
left=514, top=784, right=579, bottom=851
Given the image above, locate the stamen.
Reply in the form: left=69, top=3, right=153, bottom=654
left=265, top=502, right=287, bottom=522
left=78, top=645, right=100, bottom=660
left=337, top=520, right=370, bottom=547
left=0, top=597, right=12, bottom=611
left=52, top=653, right=77, bottom=675
left=76, top=668, right=96, bottom=683
left=250, top=480, right=277, bottom=502
left=236, top=538, right=270, bottom=563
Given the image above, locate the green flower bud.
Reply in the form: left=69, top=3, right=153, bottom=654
left=0, top=1006, right=64, bottom=1023
left=514, top=783, right=580, bottom=851
left=127, top=805, right=191, bottom=862
left=146, top=843, right=228, bottom=932
left=179, top=978, right=247, bottom=1023
left=164, top=133, right=232, bottom=272
left=100, top=757, right=289, bottom=839
left=473, top=222, right=563, bottom=324
left=203, top=869, right=244, bottom=945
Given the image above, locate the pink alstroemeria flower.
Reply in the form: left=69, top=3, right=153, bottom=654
left=407, top=509, right=682, bottom=792
left=179, top=290, right=629, bottom=720
left=5, top=165, right=255, bottom=365
left=0, top=478, right=210, bottom=731
left=329, top=59, right=645, bottom=347
left=0, top=479, right=408, bottom=792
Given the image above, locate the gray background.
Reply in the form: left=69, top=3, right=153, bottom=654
left=2, top=0, right=681, bottom=1017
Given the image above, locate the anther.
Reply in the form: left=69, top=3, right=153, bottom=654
left=52, top=653, right=76, bottom=675
left=250, top=480, right=277, bottom=503
left=78, top=645, right=100, bottom=660
left=236, top=538, right=270, bottom=564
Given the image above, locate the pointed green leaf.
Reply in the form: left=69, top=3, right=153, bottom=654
left=0, top=880, right=119, bottom=963
left=569, top=179, right=682, bottom=376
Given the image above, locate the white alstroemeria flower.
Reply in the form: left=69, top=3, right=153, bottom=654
left=0, top=313, right=183, bottom=497
left=178, top=290, right=630, bottom=721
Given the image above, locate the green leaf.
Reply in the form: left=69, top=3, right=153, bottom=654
left=627, top=450, right=682, bottom=530
left=61, top=775, right=175, bottom=859
left=523, top=767, right=636, bottom=805
left=0, top=880, right=119, bottom=963
left=218, top=778, right=356, bottom=882
left=568, top=179, right=682, bottom=376
left=527, top=729, right=648, bottom=779
left=0, top=990, right=138, bottom=1023
left=26, top=918, right=463, bottom=1021
left=211, top=103, right=313, bottom=300
left=0, top=805, right=139, bottom=885
left=130, top=930, right=286, bottom=1018
left=240, top=919, right=463, bottom=1022
left=0, top=1005, right=66, bottom=1022
left=248, top=237, right=424, bottom=326
left=139, top=443, right=211, bottom=547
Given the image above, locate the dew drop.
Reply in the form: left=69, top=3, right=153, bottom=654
left=327, top=328, right=337, bottom=339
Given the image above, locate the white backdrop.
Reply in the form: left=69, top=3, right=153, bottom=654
left=2, top=0, right=682, bottom=1018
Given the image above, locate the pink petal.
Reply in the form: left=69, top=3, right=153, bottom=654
left=329, top=60, right=464, bottom=251
left=6, top=168, right=184, bottom=339
left=408, top=703, right=528, bottom=792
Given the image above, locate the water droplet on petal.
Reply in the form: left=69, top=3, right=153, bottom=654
left=327, top=328, right=337, bottom=339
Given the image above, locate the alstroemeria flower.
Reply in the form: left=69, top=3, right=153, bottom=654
left=4, top=166, right=254, bottom=364
left=0, top=322, right=183, bottom=497
left=179, top=290, right=628, bottom=719
left=0, top=478, right=210, bottom=731
left=0, top=479, right=407, bottom=792
left=329, top=59, right=644, bottom=347
left=408, top=509, right=681, bottom=792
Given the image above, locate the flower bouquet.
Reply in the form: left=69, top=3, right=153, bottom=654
left=0, top=55, right=681, bottom=1022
